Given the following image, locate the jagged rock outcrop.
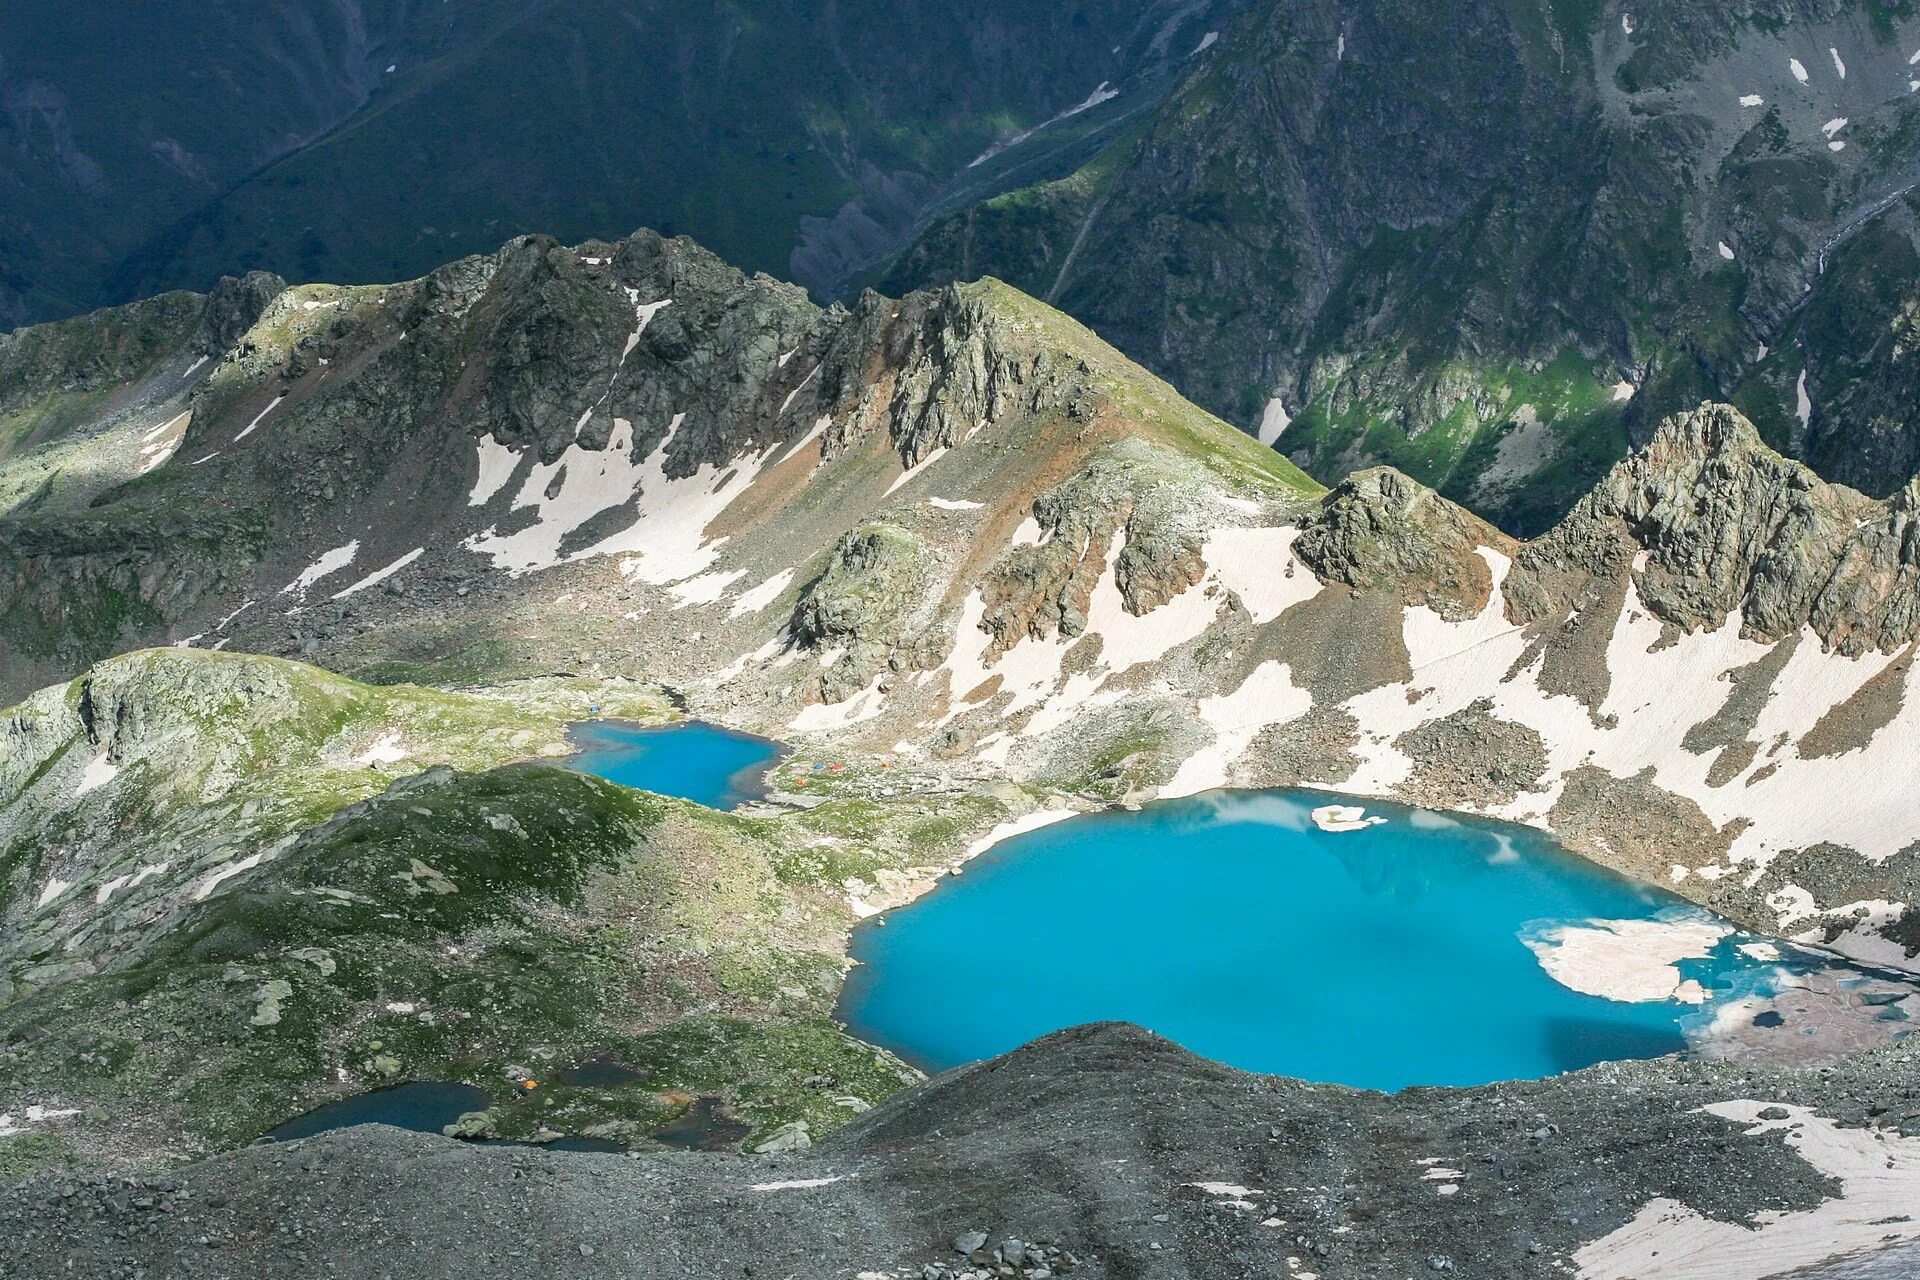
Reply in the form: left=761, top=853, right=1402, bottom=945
left=1293, top=466, right=1512, bottom=621
left=980, top=452, right=1209, bottom=651
left=1513, top=404, right=1920, bottom=653
left=792, top=524, right=937, bottom=702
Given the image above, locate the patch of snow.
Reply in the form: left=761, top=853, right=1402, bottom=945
left=1257, top=396, right=1291, bottom=446
left=191, top=852, right=265, bottom=901
left=1740, top=94, right=1764, bottom=107
left=669, top=569, right=747, bottom=608
left=885, top=446, right=948, bottom=496
left=1611, top=380, right=1636, bottom=402
left=281, top=541, right=359, bottom=595
left=1621, top=13, right=1633, bottom=36
left=353, top=731, right=408, bottom=766
left=1790, top=57, right=1809, bottom=84
left=330, top=548, right=423, bottom=599
left=1829, top=139, right=1846, bottom=152
left=469, top=436, right=523, bottom=505
left=1009, top=516, right=1046, bottom=548
left=729, top=569, right=794, bottom=619
left=1822, top=117, right=1849, bottom=138
left=964, top=809, right=1078, bottom=860
left=928, top=496, right=985, bottom=511
left=74, top=752, right=120, bottom=797
left=1191, top=31, right=1218, bottom=56
left=1576, top=1103, right=1920, bottom=1279
left=1205, top=526, right=1322, bottom=624
left=1830, top=46, right=1846, bottom=79
left=34, top=879, right=70, bottom=909
left=1164, top=661, right=1313, bottom=797
left=467, top=413, right=776, bottom=585
left=233, top=393, right=287, bottom=442
left=966, top=82, right=1119, bottom=168
left=1187, top=1180, right=1261, bottom=1199
left=748, top=1176, right=846, bottom=1192
left=137, top=410, right=192, bottom=473
left=1796, top=368, right=1813, bottom=428
left=1718, top=241, right=1735, bottom=261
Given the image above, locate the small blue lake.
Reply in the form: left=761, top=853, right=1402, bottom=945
left=569, top=720, right=784, bottom=810
left=839, top=790, right=1823, bottom=1091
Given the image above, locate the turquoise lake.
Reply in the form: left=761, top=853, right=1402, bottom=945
left=569, top=720, right=783, bottom=810
left=839, top=789, right=1811, bottom=1090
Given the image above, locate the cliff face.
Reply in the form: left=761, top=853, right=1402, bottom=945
left=883, top=0, right=1920, bottom=535
left=1514, top=403, right=1920, bottom=653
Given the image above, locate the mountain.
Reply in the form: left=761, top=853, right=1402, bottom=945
left=880, top=0, right=1920, bottom=534
left=8, top=226, right=1916, bottom=968
left=0, top=0, right=1239, bottom=327
left=5, top=228, right=1920, bottom=1277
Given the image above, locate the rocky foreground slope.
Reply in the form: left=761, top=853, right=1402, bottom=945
left=7, top=228, right=1920, bottom=1275
left=6, top=1024, right=1920, bottom=1280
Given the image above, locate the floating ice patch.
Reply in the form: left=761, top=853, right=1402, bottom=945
left=1522, top=912, right=1730, bottom=1002
left=1790, top=57, right=1809, bottom=84
left=1311, top=804, right=1385, bottom=832
left=1257, top=396, right=1291, bottom=446
left=1740, top=93, right=1764, bottom=107
left=234, top=393, right=287, bottom=441
left=331, top=548, right=423, bottom=599
left=282, top=541, right=359, bottom=595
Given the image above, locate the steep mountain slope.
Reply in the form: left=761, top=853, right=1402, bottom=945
left=882, top=0, right=1920, bottom=534
left=0, top=0, right=1238, bottom=327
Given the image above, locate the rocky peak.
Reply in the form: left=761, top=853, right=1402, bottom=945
left=196, top=271, right=287, bottom=357
left=1292, top=466, right=1513, bottom=621
left=1518, top=402, right=1920, bottom=652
